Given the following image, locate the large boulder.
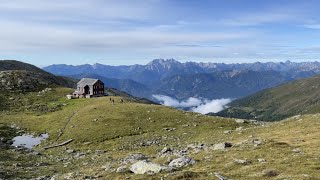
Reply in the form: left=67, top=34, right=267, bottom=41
left=168, top=156, right=195, bottom=168
left=130, top=160, right=163, bottom=174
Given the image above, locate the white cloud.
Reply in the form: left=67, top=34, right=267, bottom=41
left=152, top=95, right=231, bottom=114
left=152, top=95, right=202, bottom=108
left=191, top=98, right=231, bottom=114
left=0, top=0, right=156, bottom=21
left=0, top=20, right=252, bottom=54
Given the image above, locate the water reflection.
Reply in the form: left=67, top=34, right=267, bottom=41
left=12, top=133, right=49, bottom=149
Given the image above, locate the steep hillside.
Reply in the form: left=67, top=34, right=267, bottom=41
left=0, top=60, right=77, bottom=112
left=155, top=70, right=295, bottom=100
left=0, top=60, right=76, bottom=92
left=1, top=87, right=320, bottom=179
left=214, top=74, right=320, bottom=121
left=0, top=60, right=51, bottom=73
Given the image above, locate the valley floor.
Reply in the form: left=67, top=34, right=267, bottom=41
left=1, top=88, right=320, bottom=179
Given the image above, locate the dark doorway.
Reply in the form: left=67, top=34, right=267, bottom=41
left=84, top=85, right=90, bottom=94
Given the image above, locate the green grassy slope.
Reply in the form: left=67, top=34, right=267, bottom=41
left=1, top=87, right=320, bottom=179
left=214, top=74, right=320, bottom=121
left=0, top=60, right=77, bottom=91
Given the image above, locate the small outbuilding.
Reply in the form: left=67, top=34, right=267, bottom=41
left=73, top=78, right=105, bottom=98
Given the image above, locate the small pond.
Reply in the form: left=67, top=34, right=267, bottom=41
left=11, top=133, right=49, bottom=149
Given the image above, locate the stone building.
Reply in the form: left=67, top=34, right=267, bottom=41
left=72, top=78, right=105, bottom=98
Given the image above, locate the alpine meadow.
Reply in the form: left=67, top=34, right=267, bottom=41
left=2, top=1, right=320, bottom=179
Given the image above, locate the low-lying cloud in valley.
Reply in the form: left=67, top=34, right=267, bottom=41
left=152, top=95, right=231, bottom=114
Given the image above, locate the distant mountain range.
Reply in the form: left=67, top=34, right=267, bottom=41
left=43, top=59, right=320, bottom=101
left=43, top=59, right=320, bottom=85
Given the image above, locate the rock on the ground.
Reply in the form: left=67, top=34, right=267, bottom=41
left=168, top=156, right=196, bottom=168
left=234, top=159, right=251, bottom=165
left=66, top=149, right=75, bottom=154
left=123, top=153, right=148, bottom=164
left=130, top=160, right=163, bottom=174
left=235, top=119, right=246, bottom=123
left=236, top=127, right=243, bottom=131
left=214, top=172, right=227, bottom=180
left=292, top=148, right=302, bottom=153
left=263, top=170, right=279, bottom=177
left=212, top=142, right=232, bottom=150
left=252, top=139, right=263, bottom=146
left=161, top=147, right=173, bottom=154
left=101, top=163, right=113, bottom=172
left=116, top=166, right=129, bottom=173
left=258, top=158, right=267, bottom=163
left=159, top=147, right=174, bottom=157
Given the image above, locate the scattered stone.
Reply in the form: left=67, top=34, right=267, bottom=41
left=258, top=158, right=267, bottom=163
left=83, top=175, right=96, bottom=180
left=175, top=149, right=188, bottom=157
left=187, top=143, right=206, bottom=153
left=163, top=128, right=176, bottom=131
left=292, top=148, right=302, bottom=153
left=235, top=119, right=246, bottom=123
left=161, top=166, right=175, bottom=173
left=168, top=156, right=196, bottom=168
left=224, top=130, right=232, bottom=134
left=116, top=166, right=129, bottom=173
left=212, top=142, right=232, bottom=150
left=13, top=163, right=22, bottom=168
left=214, top=172, right=227, bottom=180
left=263, top=170, right=279, bottom=177
left=66, top=149, right=75, bottom=154
left=32, top=151, right=42, bottom=156
left=187, top=143, right=205, bottom=149
left=50, top=174, right=59, bottom=180
left=74, top=152, right=86, bottom=158
left=252, top=139, right=263, bottom=146
left=160, top=147, right=173, bottom=154
left=95, top=150, right=106, bottom=155
left=130, top=160, right=163, bottom=174
left=234, top=159, right=251, bottom=165
left=101, top=163, right=113, bottom=171
left=236, top=127, right=243, bottom=131
left=64, top=172, right=75, bottom=179
left=123, top=153, right=148, bottom=164
left=36, top=175, right=50, bottom=180
left=35, top=162, right=49, bottom=167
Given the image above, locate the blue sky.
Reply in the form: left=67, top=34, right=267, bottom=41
left=1, top=0, right=320, bottom=66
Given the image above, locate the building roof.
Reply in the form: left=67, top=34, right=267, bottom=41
left=77, top=78, right=101, bottom=86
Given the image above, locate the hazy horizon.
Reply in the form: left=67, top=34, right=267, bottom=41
left=3, top=58, right=320, bottom=68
